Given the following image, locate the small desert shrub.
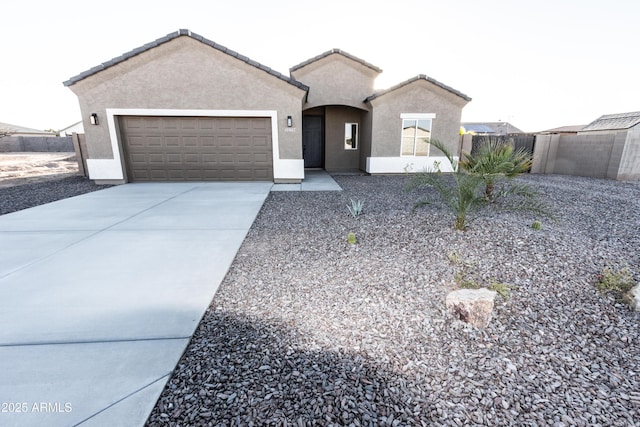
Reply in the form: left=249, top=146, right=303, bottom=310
left=347, top=232, right=357, bottom=244
left=446, top=251, right=461, bottom=265
left=531, top=220, right=542, bottom=230
left=491, top=283, right=513, bottom=298
left=597, top=266, right=636, bottom=301
left=347, top=199, right=364, bottom=218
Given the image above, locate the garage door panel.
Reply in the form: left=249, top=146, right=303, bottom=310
left=147, top=153, right=164, bottom=163
left=120, top=116, right=272, bottom=182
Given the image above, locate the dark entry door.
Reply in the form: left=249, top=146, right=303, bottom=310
left=302, top=116, right=323, bottom=168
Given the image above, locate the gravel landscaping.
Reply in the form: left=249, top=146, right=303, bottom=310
left=142, top=174, right=640, bottom=426
left=2, top=172, right=637, bottom=425
left=0, top=176, right=108, bottom=215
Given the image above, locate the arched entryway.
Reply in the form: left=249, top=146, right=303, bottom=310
left=302, top=105, right=368, bottom=172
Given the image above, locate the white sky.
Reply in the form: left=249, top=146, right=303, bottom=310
left=1, top=0, right=638, bottom=133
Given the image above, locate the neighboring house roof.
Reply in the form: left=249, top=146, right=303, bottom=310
left=290, top=48, right=383, bottom=74
left=0, top=121, right=55, bottom=136
left=581, top=111, right=640, bottom=132
left=365, top=75, right=472, bottom=103
left=537, top=124, right=585, bottom=134
left=59, top=121, right=84, bottom=136
left=461, top=121, right=523, bottom=134
left=64, top=29, right=309, bottom=92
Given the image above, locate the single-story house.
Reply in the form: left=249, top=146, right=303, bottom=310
left=59, top=121, right=85, bottom=137
left=64, top=29, right=471, bottom=184
left=578, top=111, right=640, bottom=135
left=0, top=122, right=68, bottom=153
left=0, top=122, right=56, bottom=137
left=536, top=125, right=585, bottom=135
left=461, top=122, right=523, bottom=135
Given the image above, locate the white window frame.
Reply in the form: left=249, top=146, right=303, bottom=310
left=400, top=113, right=435, bottom=157
left=344, top=122, right=359, bottom=150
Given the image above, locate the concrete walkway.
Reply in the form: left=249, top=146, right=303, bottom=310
left=271, top=170, right=342, bottom=192
left=0, top=182, right=272, bottom=426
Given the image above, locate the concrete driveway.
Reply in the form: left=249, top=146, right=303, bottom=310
left=0, top=182, right=272, bottom=426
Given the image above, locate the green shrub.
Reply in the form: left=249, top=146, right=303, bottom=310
left=347, top=232, right=357, bottom=244
left=491, top=283, right=513, bottom=298
left=597, top=266, right=636, bottom=301
left=531, top=220, right=542, bottom=230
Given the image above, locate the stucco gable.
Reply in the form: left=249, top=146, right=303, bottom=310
left=290, top=49, right=382, bottom=76
left=64, top=29, right=308, bottom=92
left=365, top=75, right=471, bottom=104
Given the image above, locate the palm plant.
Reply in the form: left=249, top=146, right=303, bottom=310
left=459, top=137, right=533, bottom=201
left=409, top=139, right=550, bottom=231
left=409, top=139, right=485, bottom=230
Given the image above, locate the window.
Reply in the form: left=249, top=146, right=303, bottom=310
left=344, top=123, right=358, bottom=150
left=400, top=114, right=435, bottom=156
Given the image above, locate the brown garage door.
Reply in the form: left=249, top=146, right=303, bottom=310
left=119, top=116, right=273, bottom=181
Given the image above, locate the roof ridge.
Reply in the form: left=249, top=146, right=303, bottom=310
left=365, top=74, right=471, bottom=103
left=63, top=29, right=309, bottom=92
left=290, top=48, right=382, bottom=73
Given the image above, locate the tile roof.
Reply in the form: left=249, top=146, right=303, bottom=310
left=289, top=49, right=382, bottom=74
left=365, top=75, right=471, bottom=103
left=581, top=111, right=640, bottom=131
left=461, top=122, right=523, bottom=135
left=63, top=29, right=309, bottom=92
left=537, top=124, right=585, bottom=134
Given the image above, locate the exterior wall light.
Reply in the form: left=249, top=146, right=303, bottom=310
left=287, top=116, right=293, bottom=127
left=90, top=113, right=99, bottom=125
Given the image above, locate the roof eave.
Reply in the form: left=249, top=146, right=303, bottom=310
left=365, top=74, right=471, bottom=103
left=290, top=48, right=383, bottom=74
left=63, top=29, right=309, bottom=93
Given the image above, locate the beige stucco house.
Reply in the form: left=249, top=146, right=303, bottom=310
left=64, top=29, right=470, bottom=184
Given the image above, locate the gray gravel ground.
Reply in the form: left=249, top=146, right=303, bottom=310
left=5, top=173, right=637, bottom=425
left=0, top=176, right=109, bottom=215
left=144, top=173, right=640, bottom=426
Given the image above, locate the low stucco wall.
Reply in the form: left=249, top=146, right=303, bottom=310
left=532, top=132, right=635, bottom=180
left=618, top=125, right=640, bottom=180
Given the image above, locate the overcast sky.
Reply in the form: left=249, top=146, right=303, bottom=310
left=2, top=0, right=638, bottom=133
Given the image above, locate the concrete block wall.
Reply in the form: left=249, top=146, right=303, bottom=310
left=553, top=134, right=616, bottom=178
left=531, top=131, right=640, bottom=180
left=0, top=136, right=74, bottom=152
left=617, top=125, right=640, bottom=180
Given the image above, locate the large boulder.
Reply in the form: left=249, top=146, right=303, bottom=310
left=626, top=285, right=640, bottom=312
left=446, top=288, right=497, bottom=328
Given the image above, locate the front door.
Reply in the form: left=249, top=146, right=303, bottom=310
left=302, top=115, right=324, bottom=168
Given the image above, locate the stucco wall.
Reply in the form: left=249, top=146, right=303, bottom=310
left=368, top=79, right=467, bottom=157
left=291, top=54, right=377, bottom=110
left=360, top=109, right=373, bottom=171
left=532, top=132, right=633, bottom=179
left=617, top=124, right=640, bottom=180
left=324, top=106, right=364, bottom=171
left=67, top=36, right=306, bottom=161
